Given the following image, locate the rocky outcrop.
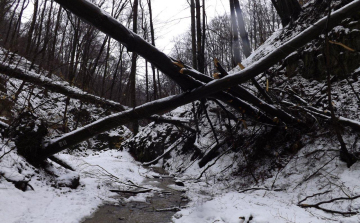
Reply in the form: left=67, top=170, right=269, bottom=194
left=285, top=12, right=360, bottom=80
left=123, top=122, right=181, bottom=163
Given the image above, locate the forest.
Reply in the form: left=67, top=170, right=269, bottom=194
left=0, top=0, right=360, bottom=222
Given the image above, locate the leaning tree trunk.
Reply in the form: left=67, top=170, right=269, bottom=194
left=229, top=0, right=242, bottom=65
left=233, top=0, right=273, bottom=104
left=21, top=0, right=360, bottom=161
left=233, top=0, right=251, bottom=58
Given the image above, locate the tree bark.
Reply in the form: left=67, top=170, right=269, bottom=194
left=271, top=0, right=302, bottom=27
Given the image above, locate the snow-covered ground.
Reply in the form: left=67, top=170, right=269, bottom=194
left=172, top=136, right=360, bottom=223
left=0, top=147, right=151, bottom=223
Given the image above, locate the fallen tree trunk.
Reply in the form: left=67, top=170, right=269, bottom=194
left=0, top=63, right=196, bottom=130
left=0, top=63, right=127, bottom=111
left=198, top=137, right=230, bottom=168
left=49, top=0, right=288, bottom=125
left=181, top=67, right=297, bottom=124
left=48, top=155, right=76, bottom=171
left=51, top=0, right=358, bottom=128
left=35, top=0, right=360, bottom=159
left=53, top=0, right=197, bottom=92
left=282, top=101, right=360, bottom=131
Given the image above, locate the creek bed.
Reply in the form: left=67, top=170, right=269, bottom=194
left=82, top=167, right=187, bottom=223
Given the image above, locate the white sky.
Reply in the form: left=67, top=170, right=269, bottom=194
left=151, top=0, right=230, bottom=54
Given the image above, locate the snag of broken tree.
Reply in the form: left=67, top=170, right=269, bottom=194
left=34, top=0, right=360, bottom=160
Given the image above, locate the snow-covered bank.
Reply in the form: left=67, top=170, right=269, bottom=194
left=0, top=147, right=150, bottom=223
left=171, top=135, right=360, bottom=223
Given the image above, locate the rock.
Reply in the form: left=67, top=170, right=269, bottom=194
left=125, top=123, right=180, bottom=162
left=56, top=172, right=80, bottom=189
left=93, top=127, right=130, bottom=150
left=175, top=180, right=185, bottom=187
left=0, top=97, right=13, bottom=119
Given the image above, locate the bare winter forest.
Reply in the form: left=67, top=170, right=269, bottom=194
left=1, top=0, right=360, bottom=222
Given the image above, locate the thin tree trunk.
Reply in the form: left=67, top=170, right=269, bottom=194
left=195, top=0, right=204, bottom=73
left=147, top=0, right=158, bottom=100
left=229, top=0, right=241, bottom=65
left=48, top=6, right=62, bottom=77
left=233, top=0, right=273, bottom=104
left=145, top=60, right=149, bottom=101
left=29, top=0, right=48, bottom=71
left=101, top=38, right=111, bottom=98
left=39, top=0, right=54, bottom=70
left=9, top=0, right=28, bottom=51
left=233, top=0, right=251, bottom=58
left=129, top=0, right=139, bottom=134
left=3, top=0, right=20, bottom=47
left=201, top=0, right=206, bottom=75
left=157, top=69, right=161, bottom=98
left=190, top=0, right=197, bottom=70
left=109, top=52, right=123, bottom=100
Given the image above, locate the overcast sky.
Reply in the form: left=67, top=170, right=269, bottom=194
left=151, top=0, right=230, bottom=54
left=22, top=0, right=230, bottom=55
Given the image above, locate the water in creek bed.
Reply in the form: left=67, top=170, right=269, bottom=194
left=82, top=168, right=188, bottom=223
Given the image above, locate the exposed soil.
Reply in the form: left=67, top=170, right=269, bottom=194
left=82, top=167, right=188, bottom=223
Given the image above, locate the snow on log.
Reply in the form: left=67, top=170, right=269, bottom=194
left=0, top=63, right=126, bottom=111
left=0, top=63, right=194, bottom=129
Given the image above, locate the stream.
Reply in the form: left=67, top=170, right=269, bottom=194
left=82, top=167, right=188, bottom=223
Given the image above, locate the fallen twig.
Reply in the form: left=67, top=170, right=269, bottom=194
left=238, top=187, right=283, bottom=193
left=109, top=189, right=152, bottom=194
left=156, top=207, right=182, bottom=212
left=298, top=194, right=360, bottom=215
left=298, top=190, right=332, bottom=204
left=294, top=156, right=336, bottom=189
left=197, top=146, right=233, bottom=180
